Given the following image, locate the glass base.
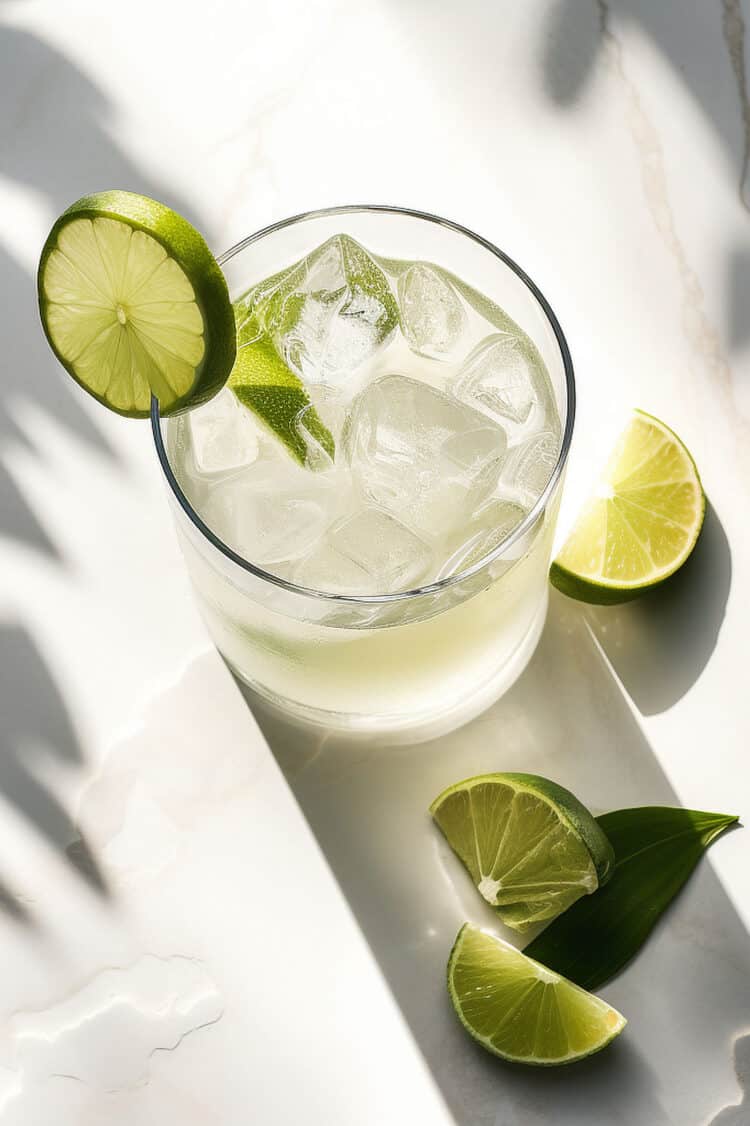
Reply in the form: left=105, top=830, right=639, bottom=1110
left=227, top=591, right=548, bottom=746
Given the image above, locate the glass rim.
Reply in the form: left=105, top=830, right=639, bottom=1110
left=150, top=203, right=576, bottom=605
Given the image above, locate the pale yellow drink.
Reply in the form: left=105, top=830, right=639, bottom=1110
left=155, top=208, right=572, bottom=740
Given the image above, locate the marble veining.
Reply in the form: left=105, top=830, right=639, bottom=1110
left=709, top=1033, right=750, bottom=1124
left=596, top=0, right=743, bottom=461
left=75, top=657, right=260, bottom=889
left=0, top=956, right=222, bottom=1117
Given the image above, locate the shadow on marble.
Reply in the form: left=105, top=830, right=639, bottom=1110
left=0, top=624, right=108, bottom=901
left=0, top=15, right=198, bottom=556
left=541, top=0, right=750, bottom=207
left=541, top=0, right=750, bottom=352
left=238, top=591, right=749, bottom=1126
left=710, top=1034, right=750, bottom=1125
left=388, top=0, right=750, bottom=351
left=729, top=245, right=750, bottom=347
left=0, top=17, right=199, bottom=904
left=583, top=500, right=731, bottom=715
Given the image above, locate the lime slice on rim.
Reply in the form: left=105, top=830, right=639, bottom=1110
left=448, top=924, right=626, bottom=1065
left=37, top=191, right=236, bottom=417
left=430, top=773, right=614, bottom=932
left=550, top=409, right=705, bottom=604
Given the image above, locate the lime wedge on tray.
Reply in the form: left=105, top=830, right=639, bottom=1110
left=37, top=191, right=236, bottom=417
left=430, top=773, right=614, bottom=932
left=448, top=924, right=626, bottom=1065
left=551, top=410, right=705, bottom=604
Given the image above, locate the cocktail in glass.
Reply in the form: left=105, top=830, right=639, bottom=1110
left=151, top=206, right=574, bottom=741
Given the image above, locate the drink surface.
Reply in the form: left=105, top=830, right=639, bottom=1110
left=169, top=235, right=562, bottom=596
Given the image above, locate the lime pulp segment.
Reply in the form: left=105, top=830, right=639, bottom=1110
left=430, top=773, right=614, bottom=932
left=448, top=924, right=626, bottom=1065
left=38, top=191, right=236, bottom=417
left=551, top=410, right=705, bottom=603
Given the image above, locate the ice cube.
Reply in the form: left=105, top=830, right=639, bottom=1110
left=504, top=430, right=559, bottom=500
left=346, top=374, right=507, bottom=539
left=201, top=460, right=341, bottom=568
left=187, top=388, right=260, bottom=478
left=293, top=545, right=371, bottom=596
left=255, top=235, right=399, bottom=387
left=293, top=505, right=432, bottom=595
left=454, top=333, right=550, bottom=438
left=437, top=498, right=527, bottom=579
left=397, top=262, right=466, bottom=358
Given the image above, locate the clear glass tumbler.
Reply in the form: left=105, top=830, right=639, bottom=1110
left=152, top=206, right=574, bottom=741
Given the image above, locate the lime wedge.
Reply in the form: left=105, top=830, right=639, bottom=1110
left=37, top=191, right=236, bottom=417
left=226, top=236, right=396, bottom=464
left=228, top=315, right=335, bottom=466
left=448, top=924, right=626, bottom=1065
left=550, top=410, right=705, bottom=604
left=430, top=773, right=614, bottom=932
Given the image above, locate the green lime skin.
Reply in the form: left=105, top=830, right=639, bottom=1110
left=549, top=410, right=705, bottom=606
left=37, top=190, right=236, bottom=418
left=431, top=772, right=615, bottom=889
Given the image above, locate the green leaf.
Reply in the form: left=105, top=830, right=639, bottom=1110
left=524, top=807, right=739, bottom=991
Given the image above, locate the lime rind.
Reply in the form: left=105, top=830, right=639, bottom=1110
left=430, top=773, right=614, bottom=932
left=38, top=190, right=236, bottom=418
left=226, top=234, right=398, bottom=464
left=551, top=410, right=705, bottom=604
left=488, top=773, right=614, bottom=886
left=228, top=318, right=335, bottom=467
left=447, top=924, right=626, bottom=1065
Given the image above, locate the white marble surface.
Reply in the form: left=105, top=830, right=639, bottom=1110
left=0, top=1, right=749, bottom=1122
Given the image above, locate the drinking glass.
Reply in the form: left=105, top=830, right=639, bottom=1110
left=151, top=206, right=574, bottom=741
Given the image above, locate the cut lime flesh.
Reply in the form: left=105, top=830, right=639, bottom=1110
left=430, top=773, right=614, bottom=932
left=551, top=410, right=705, bottom=604
left=38, top=191, right=236, bottom=417
left=448, top=924, right=626, bottom=1065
